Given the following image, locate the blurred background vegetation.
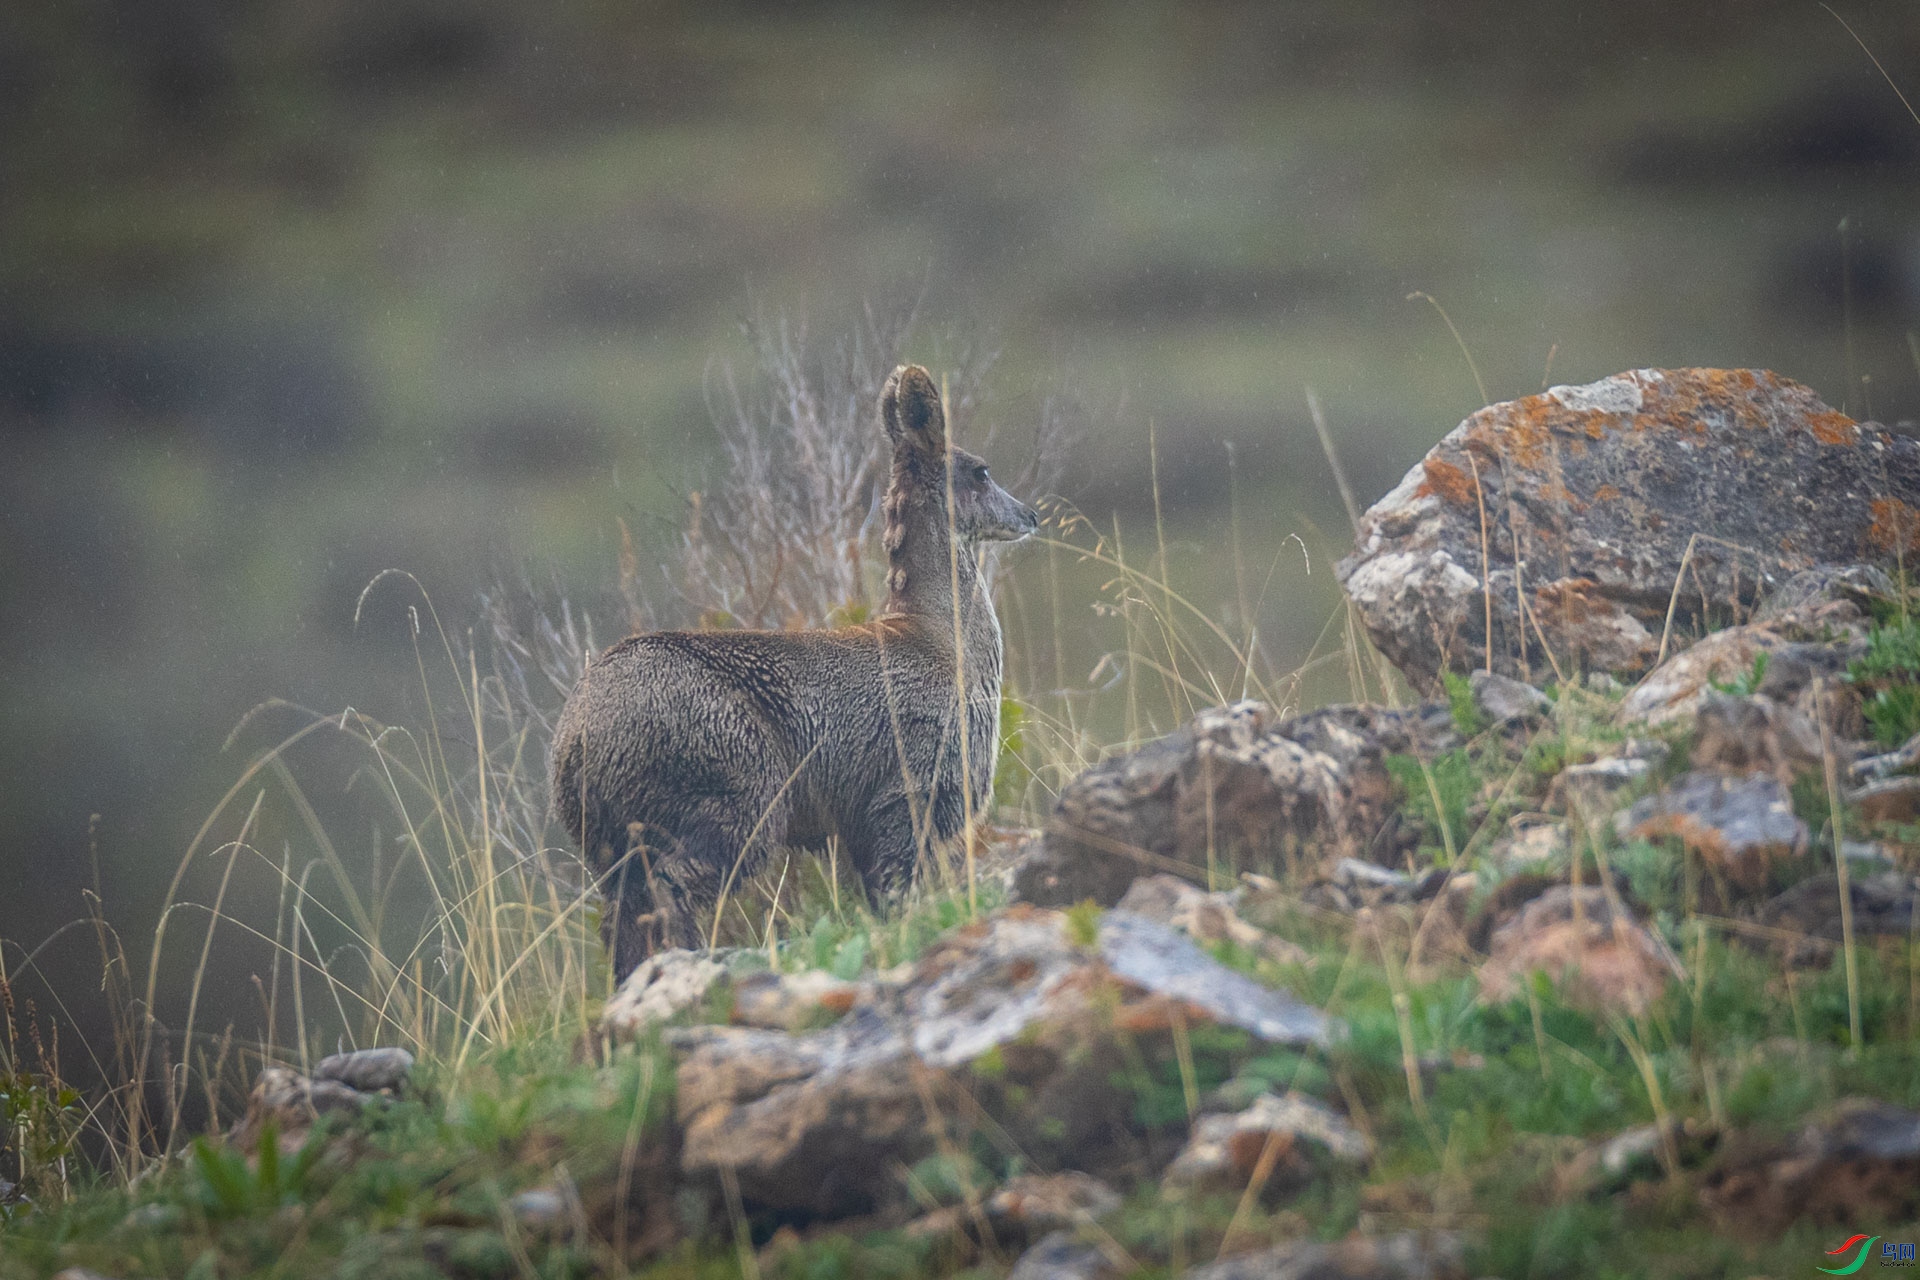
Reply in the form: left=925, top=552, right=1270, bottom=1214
left=2, top=0, right=1917, bottom=1075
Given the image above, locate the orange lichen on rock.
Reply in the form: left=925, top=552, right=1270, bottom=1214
left=1593, top=483, right=1621, bottom=503
left=1868, top=497, right=1920, bottom=556
left=1422, top=456, right=1477, bottom=506
left=1805, top=409, right=1859, bottom=446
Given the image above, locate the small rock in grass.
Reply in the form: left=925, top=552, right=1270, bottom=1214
left=1757, top=871, right=1918, bottom=966
left=601, top=949, right=730, bottom=1040
left=1849, top=774, right=1920, bottom=823
left=1550, top=757, right=1652, bottom=816
left=509, top=1184, right=570, bottom=1232
left=1490, top=818, right=1567, bottom=870
left=1115, top=873, right=1309, bottom=967
left=1850, top=728, right=1920, bottom=782
left=910, top=1171, right=1123, bottom=1247
left=1163, top=1092, right=1371, bottom=1195
left=1478, top=885, right=1683, bottom=1017
left=1006, top=1230, right=1117, bottom=1280
left=1185, top=1229, right=1467, bottom=1280
left=1619, top=770, right=1808, bottom=890
left=1470, top=669, right=1551, bottom=725
left=313, top=1046, right=414, bottom=1093
left=1690, top=691, right=1826, bottom=783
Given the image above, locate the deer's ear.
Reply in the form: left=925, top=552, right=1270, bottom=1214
left=881, top=364, right=946, bottom=456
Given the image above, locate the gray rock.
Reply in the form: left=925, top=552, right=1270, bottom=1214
left=313, top=1046, right=414, bottom=1093
left=1164, top=1092, right=1370, bottom=1194
left=1336, top=367, right=1919, bottom=690
left=1757, top=871, right=1918, bottom=965
left=1100, top=913, right=1336, bottom=1048
left=1550, top=757, right=1652, bottom=815
left=729, top=968, right=860, bottom=1032
left=1007, top=1230, right=1117, bottom=1280
left=1186, top=1230, right=1467, bottom=1280
left=1619, top=770, right=1808, bottom=889
left=1028, top=700, right=1454, bottom=908
left=601, top=949, right=730, bottom=1041
left=1850, top=728, right=1920, bottom=783
left=1470, top=669, right=1551, bottom=724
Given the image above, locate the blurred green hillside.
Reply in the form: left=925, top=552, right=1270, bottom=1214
left=1, top=0, right=1917, bottom=1055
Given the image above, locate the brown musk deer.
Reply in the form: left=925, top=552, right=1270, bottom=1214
left=550, top=364, right=1038, bottom=981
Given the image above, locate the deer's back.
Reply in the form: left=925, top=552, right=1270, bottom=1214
left=549, top=620, right=972, bottom=859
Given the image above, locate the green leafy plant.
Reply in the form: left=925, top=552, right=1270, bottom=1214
left=190, top=1123, right=320, bottom=1220
left=1850, top=618, right=1920, bottom=746
left=1708, top=650, right=1769, bottom=697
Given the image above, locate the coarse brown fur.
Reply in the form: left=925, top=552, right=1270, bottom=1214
left=549, top=365, right=1038, bottom=981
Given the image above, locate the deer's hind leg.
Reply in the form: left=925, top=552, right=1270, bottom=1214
left=602, top=792, right=789, bottom=982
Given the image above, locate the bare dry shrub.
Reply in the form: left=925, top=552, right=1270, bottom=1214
left=670, top=304, right=1075, bottom=629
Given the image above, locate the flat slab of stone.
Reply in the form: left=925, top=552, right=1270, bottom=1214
left=1336, top=368, right=1920, bottom=690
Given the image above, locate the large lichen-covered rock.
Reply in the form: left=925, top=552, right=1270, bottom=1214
left=1336, top=368, right=1920, bottom=690
left=1019, top=700, right=1455, bottom=907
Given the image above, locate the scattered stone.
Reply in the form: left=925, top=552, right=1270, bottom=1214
left=1115, top=873, right=1309, bottom=967
left=730, top=968, right=860, bottom=1032
left=1163, top=1092, right=1371, bottom=1196
left=1689, top=691, right=1826, bottom=783
left=1849, top=774, right=1920, bottom=823
left=1560, top=1118, right=1719, bottom=1197
left=1619, top=771, right=1808, bottom=890
left=670, top=906, right=1338, bottom=1217
left=907, top=1171, right=1123, bottom=1248
left=1757, top=871, right=1918, bottom=966
left=1550, top=757, right=1653, bottom=816
left=1478, top=885, right=1683, bottom=1016
left=234, top=1063, right=380, bottom=1154
left=1850, top=728, right=1920, bottom=783
left=509, top=1184, right=571, bottom=1233
left=1006, top=1230, right=1118, bottom=1280
left=600, top=950, right=730, bottom=1041
left=1700, top=1098, right=1920, bottom=1233
left=1470, top=669, right=1552, bottom=725
left=1489, top=818, right=1568, bottom=870
left=1025, top=700, right=1455, bottom=908
left=313, top=1046, right=414, bottom=1094
left=1336, top=367, right=1917, bottom=691
left=1186, top=1230, right=1467, bottom=1280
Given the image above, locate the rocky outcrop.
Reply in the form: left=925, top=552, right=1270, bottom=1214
left=1336, top=368, right=1919, bottom=690
left=1020, top=701, right=1456, bottom=908
left=669, top=905, right=1338, bottom=1218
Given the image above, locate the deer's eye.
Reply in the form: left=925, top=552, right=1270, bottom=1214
left=972, top=465, right=990, bottom=485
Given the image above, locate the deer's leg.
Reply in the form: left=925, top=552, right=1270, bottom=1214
left=604, top=794, right=786, bottom=979
left=845, top=789, right=942, bottom=906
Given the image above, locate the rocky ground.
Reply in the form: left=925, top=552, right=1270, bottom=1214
left=6, top=368, right=1920, bottom=1278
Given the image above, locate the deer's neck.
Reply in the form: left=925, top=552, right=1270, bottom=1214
left=883, top=490, right=1001, bottom=685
